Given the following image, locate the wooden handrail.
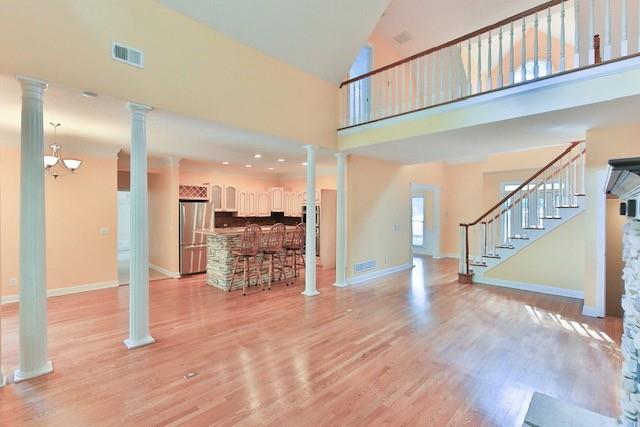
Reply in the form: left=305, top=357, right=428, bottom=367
left=340, top=0, right=565, bottom=88
left=460, top=140, right=583, bottom=228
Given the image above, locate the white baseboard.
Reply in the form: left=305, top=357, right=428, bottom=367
left=582, top=305, right=604, bottom=318
left=150, top=264, right=181, bottom=279
left=347, top=263, right=414, bottom=286
left=476, top=277, right=584, bottom=299
left=434, top=252, right=459, bottom=259
left=2, top=280, right=120, bottom=304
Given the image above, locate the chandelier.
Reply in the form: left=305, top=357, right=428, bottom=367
left=43, top=123, right=82, bottom=179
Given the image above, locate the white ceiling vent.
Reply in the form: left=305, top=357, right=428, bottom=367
left=392, top=31, right=413, bottom=45
left=112, top=42, right=144, bottom=68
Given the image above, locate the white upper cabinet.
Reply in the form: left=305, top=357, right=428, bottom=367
left=302, top=190, right=320, bottom=205
left=283, top=191, right=291, bottom=216
left=257, top=192, right=271, bottom=216
left=247, top=192, right=256, bottom=216
left=270, top=187, right=284, bottom=212
left=237, top=190, right=247, bottom=217
left=210, top=184, right=223, bottom=212
left=225, top=185, right=238, bottom=212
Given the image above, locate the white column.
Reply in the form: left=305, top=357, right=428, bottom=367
left=302, top=145, right=319, bottom=297
left=124, top=102, right=155, bottom=349
left=333, top=152, right=348, bottom=288
left=14, top=75, right=53, bottom=382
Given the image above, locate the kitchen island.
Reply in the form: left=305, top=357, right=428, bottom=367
left=195, top=227, right=296, bottom=291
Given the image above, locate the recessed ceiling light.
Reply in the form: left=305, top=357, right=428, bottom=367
left=245, top=164, right=252, bottom=168
left=302, top=162, right=308, bottom=166
left=268, top=167, right=274, bottom=171
left=82, top=91, right=98, bottom=98
left=254, top=154, right=262, bottom=158
left=222, top=161, right=230, bottom=165
left=277, top=158, right=285, bottom=162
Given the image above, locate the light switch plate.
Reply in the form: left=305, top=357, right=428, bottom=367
left=100, top=227, right=110, bottom=235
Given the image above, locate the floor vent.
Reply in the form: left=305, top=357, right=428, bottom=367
left=353, top=260, right=376, bottom=274
left=112, top=42, right=144, bottom=68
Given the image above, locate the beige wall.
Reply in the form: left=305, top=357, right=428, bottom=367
left=346, top=145, right=568, bottom=278
left=149, top=165, right=180, bottom=274
left=605, top=198, right=625, bottom=318
left=0, top=0, right=338, bottom=149
left=1, top=145, right=118, bottom=299
left=583, top=124, right=640, bottom=311
left=485, top=213, right=586, bottom=292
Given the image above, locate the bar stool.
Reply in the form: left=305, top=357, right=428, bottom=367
left=229, top=224, right=262, bottom=296
left=260, top=223, right=286, bottom=290
left=283, top=223, right=305, bottom=286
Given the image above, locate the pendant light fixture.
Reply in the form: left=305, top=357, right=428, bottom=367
left=43, top=123, right=82, bottom=179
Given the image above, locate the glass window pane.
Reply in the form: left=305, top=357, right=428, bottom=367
left=412, top=196, right=424, bottom=246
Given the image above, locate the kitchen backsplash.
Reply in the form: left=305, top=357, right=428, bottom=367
left=215, top=212, right=302, bottom=228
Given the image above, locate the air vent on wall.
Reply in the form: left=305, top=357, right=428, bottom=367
left=392, top=31, right=413, bottom=45
left=112, top=42, right=144, bottom=68
left=353, top=260, right=376, bottom=274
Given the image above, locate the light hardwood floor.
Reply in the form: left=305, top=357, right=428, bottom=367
left=0, top=257, right=622, bottom=426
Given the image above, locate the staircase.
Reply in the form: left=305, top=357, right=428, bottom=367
left=458, top=141, right=586, bottom=284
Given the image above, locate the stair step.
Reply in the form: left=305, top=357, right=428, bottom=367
left=523, top=226, right=545, bottom=230
left=542, top=216, right=561, bottom=219
left=557, top=205, right=580, bottom=209
left=496, top=245, right=515, bottom=249
left=470, top=262, right=487, bottom=267
left=482, top=254, right=501, bottom=259
left=509, top=236, right=530, bottom=240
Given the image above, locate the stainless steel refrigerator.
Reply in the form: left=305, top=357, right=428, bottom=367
left=179, top=201, right=215, bottom=275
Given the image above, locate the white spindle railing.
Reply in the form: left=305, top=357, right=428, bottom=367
left=339, top=0, right=638, bottom=129
left=459, top=141, right=586, bottom=276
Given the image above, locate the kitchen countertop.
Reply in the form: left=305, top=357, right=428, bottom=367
left=195, top=226, right=296, bottom=236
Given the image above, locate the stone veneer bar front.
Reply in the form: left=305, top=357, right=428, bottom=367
left=196, top=227, right=296, bottom=291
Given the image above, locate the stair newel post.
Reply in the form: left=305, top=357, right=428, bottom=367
left=580, top=142, right=586, bottom=195
left=458, top=224, right=473, bottom=283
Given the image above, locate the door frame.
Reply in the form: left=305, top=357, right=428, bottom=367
left=410, top=183, right=441, bottom=258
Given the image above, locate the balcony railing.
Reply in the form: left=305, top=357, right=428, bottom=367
left=339, top=0, right=638, bottom=129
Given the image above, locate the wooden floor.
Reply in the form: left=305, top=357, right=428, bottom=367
left=0, top=257, right=622, bottom=426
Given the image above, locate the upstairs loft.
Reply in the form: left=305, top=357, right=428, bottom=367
left=339, top=0, right=640, bottom=137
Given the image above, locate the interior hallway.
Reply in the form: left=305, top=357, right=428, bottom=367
left=0, top=257, right=621, bottom=425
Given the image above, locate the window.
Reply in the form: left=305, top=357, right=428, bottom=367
left=513, top=60, right=552, bottom=84
left=348, top=46, right=373, bottom=123
left=412, top=196, right=425, bottom=246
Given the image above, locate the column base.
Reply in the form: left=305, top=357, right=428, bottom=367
left=458, top=273, right=473, bottom=284
left=332, top=282, right=349, bottom=288
left=14, top=360, right=53, bottom=383
left=123, top=335, right=156, bottom=350
left=301, top=290, right=320, bottom=297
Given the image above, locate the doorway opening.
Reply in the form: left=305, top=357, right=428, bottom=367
left=410, top=184, right=440, bottom=258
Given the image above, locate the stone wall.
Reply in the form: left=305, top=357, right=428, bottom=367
left=621, top=220, right=640, bottom=426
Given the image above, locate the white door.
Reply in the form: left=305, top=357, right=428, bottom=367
left=412, top=196, right=425, bottom=249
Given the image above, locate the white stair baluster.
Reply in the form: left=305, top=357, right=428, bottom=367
left=521, top=17, right=527, bottom=82
left=449, top=46, right=454, bottom=100
left=534, top=12, right=540, bottom=79
left=588, top=0, right=595, bottom=64
left=401, top=62, right=406, bottom=113
left=467, top=39, right=473, bottom=95
left=394, top=65, right=400, bottom=114
left=510, top=22, right=515, bottom=84
left=487, top=30, right=493, bottom=90
left=481, top=222, right=487, bottom=258
left=458, top=43, right=464, bottom=98
left=432, top=51, right=438, bottom=104
left=621, top=0, right=628, bottom=56
left=604, top=0, right=611, bottom=60
left=547, top=7, right=553, bottom=76
left=560, top=0, right=566, bottom=71
left=498, top=27, right=504, bottom=88
left=477, top=35, right=483, bottom=92
left=574, top=0, right=581, bottom=67
left=439, top=50, right=445, bottom=102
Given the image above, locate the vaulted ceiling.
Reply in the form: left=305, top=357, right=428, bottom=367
left=156, top=0, right=390, bottom=84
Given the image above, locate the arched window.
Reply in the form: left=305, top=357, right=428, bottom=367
left=513, top=60, right=552, bottom=84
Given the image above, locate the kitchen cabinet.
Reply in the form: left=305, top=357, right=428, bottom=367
left=247, top=192, right=256, bottom=216
left=237, top=190, right=247, bottom=217
left=270, top=187, right=284, bottom=212
left=283, top=191, right=291, bottom=216
left=302, top=190, right=320, bottom=205
left=210, top=184, right=223, bottom=211
left=224, top=185, right=238, bottom=212
left=256, top=192, right=271, bottom=216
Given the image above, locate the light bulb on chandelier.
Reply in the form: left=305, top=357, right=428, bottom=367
left=43, top=123, right=82, bottom=179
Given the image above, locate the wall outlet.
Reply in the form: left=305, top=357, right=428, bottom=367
left=100, top=227, right=110, bottom=235
left=8, top=277, right=17, bottom=288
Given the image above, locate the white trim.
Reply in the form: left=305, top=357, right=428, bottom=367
left=435, top=252, right=460, bottom=259
left=411, top=183, right=441, bottom=259
left=476, top=277, right=584, bottom=299
left=347, top=263, right=414, bottom=286
left=594, top=169, right=607, bottom=319
left=149, top=264, right=181, bottom=279
left=582, top=305, right=603, bottom=317
left=1, top=280, right=120, bottom=304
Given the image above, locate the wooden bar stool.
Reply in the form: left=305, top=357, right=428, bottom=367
left=260, top=223, right=286, bottom=290
left=229, top=224, right=262, bottom=296
left=283, top=222, right=305, bottom=286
